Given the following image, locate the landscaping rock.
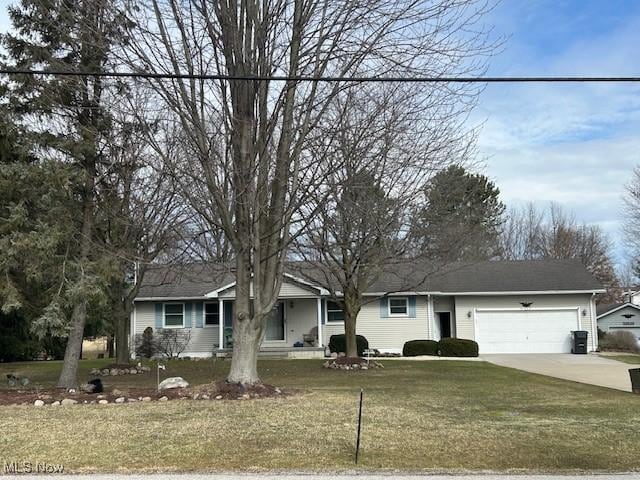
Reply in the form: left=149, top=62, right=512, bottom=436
left=201, top=394, right=210, bottom=400
left=215, top=395, right=223, bottom=400
left=141, top=396, right=152, bottom=402
left=51, top=401, right=60, bottom=406
left=34, top=399, right=45, bottom=407
left=158, top=377, right=189, bottom=390
left=110, top=369, right=119, bottom=376
left=98, top=399, right=109, bottom=405
left=158, top=396, right=168, bottom=402
left=112, top=389, right=123, bottom=397
left=114, top=397, right=126, bottom=404
left=101, top=369, right=109, bottom=376
left=128, top=398, right=137, bottom=403
left=61, top=398, right=77, bottom=406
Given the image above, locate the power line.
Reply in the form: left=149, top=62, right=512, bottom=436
left=2, top=68, right=640, bottom=83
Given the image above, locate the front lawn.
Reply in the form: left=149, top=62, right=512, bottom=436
left=601, top=354, right=640, bottom=364
left=0, top=358, right=639, bottom=473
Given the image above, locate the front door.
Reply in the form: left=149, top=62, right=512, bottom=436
left=438, top=312, right=452, bottom=338
left=265, top=301, right=286, bottom=341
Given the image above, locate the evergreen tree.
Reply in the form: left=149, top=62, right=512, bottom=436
left=415, top=165, right=505, bottom=262
left=2, top=0, right=128, bottom=386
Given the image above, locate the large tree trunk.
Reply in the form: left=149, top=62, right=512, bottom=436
left=227, top=316, right=263, bottom=384
left=227, top=254, right=264, bottom=384
left=57, top=300, right=88, bottom=388
left=115, top=300, right=131, bottom=364
left=57, top=156, right=95, bottom=389
left=343, top=289, right=362, bottom=358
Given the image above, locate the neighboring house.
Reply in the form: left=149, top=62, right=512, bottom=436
left=597, top=302, right=640, bottom=342
left=131, top=259, right=603, bottom=357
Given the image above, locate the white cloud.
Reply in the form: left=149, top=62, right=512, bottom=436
left=473, top=5, right=640, bottom=266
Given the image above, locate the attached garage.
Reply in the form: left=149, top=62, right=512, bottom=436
left=475, top=308, right=581, bottom=354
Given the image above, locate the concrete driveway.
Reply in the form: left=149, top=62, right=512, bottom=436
left=481, top=353, right=635, bottom=392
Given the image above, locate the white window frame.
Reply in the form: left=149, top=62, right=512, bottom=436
left=326, top=300, right=345, bottom=324
left=163, top=302, right=185, bottom=329
left=388, top=297, right=409, bottom=317
left=204, top=301, right=220, bottom=327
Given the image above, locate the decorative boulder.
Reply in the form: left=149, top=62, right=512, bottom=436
left=158, top=377, right=189, bottom=390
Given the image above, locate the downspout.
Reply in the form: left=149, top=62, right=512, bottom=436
left=427, top=294, right=432, bottom=340
left=589, top=293, right=597, bottom=352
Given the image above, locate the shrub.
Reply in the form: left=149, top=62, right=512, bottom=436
left=156, top=328, right=192, bottom=358
left=135, top=327, right=157, bottom=359
left=403, top=340, right=439, bottom=357
left=438, top=338, right=479, bottom=357
left=599, top=330, right=640, bottom=353
left=329, top=334, right=369, bottom=356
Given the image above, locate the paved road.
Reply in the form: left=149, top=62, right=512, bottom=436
left=482, top=353, right=635, bottom=392
left=3, top=475, right=640, bottom=480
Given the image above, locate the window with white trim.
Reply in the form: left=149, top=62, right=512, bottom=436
left=388, top=297, right=408, bottom=316
left=164, top=303, right=184, bottom=327
left=205, top=301, right=220, bottom=326
left=326, top=301, right=345, bottom=323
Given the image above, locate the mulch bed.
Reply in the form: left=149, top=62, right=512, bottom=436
left=0, top=382, right=288, bottom=406
left=192, top=381, right=286, bottom=400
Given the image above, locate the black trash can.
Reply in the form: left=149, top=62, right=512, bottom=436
left=571, top=330, right=588, bottom=354
left=630, top=368, right=640, bottom=394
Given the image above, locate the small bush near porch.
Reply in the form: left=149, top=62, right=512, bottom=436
left=1, top=358, right=639, bottom=473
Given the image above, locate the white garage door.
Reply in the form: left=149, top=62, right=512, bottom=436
left=475, top=308, right=580, bottom=354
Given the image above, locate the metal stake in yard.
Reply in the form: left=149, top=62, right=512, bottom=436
left=355, top=388, right=364, bottom=465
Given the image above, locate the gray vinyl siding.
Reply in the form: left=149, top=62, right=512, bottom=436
left=133, top=301, right=220, bottom=357
left=453, top=293, right=597, bottom=351
left=598, top=306, right=640, bottom=334
left=133, top=298, right=320, bottom=356
left=322, top=296, right=429, bottom=353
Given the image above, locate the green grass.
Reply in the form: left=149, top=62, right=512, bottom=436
left=602, top=354, right=640, bottom=364
left=0, top=358, right=639, bottom=473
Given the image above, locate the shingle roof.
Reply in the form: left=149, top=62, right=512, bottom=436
left=597, top=302, right=640, bottom=317
left=597, top=303, right=625, bottom=317
left=136, top=258, right=603, bottom=300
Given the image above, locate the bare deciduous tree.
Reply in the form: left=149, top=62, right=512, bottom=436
left=293, top=82, right=481, bottom=357
left=624, top=166, right=640, bottom=282
left=122, top=0, right=496, bottom=383
left=499, top=202, right=618, bottom=302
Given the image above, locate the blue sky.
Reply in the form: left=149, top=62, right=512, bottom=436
left=0, top=0, right=638, bottom=266
left=475, top=0, right=640, bottom=267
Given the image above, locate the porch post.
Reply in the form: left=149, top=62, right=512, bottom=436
left=219, top=300, right=225, bottom=349
left=316, top=297, right=323, bottom=347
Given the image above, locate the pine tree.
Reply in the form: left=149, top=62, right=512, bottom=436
left=415, top=165, right=506, bottom=262
left=2, top=0, right=128, bottom=387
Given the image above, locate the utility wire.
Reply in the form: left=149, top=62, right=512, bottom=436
left=1, top=68, right=640, bottom=82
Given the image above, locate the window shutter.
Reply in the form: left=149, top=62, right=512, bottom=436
left=185, top=303, right=193, bottom=328
left=195, top=302, right=203, bottom=328
left=379, top=297, right=389, bottom=318
left=154, top=303, right=163, bottom=329
left=321, top=299, right=326, bottom=325
left=408, top=296, right=416, bottom=318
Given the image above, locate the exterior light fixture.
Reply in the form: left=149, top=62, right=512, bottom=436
left=467, top=311, right=472, bottom=318
left=582, top=308, right=587, bottom=317
left=520, top=302, right=533, bottom=308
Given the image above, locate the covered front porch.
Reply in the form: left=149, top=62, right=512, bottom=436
left=214, top=297, right=327, bottom=354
